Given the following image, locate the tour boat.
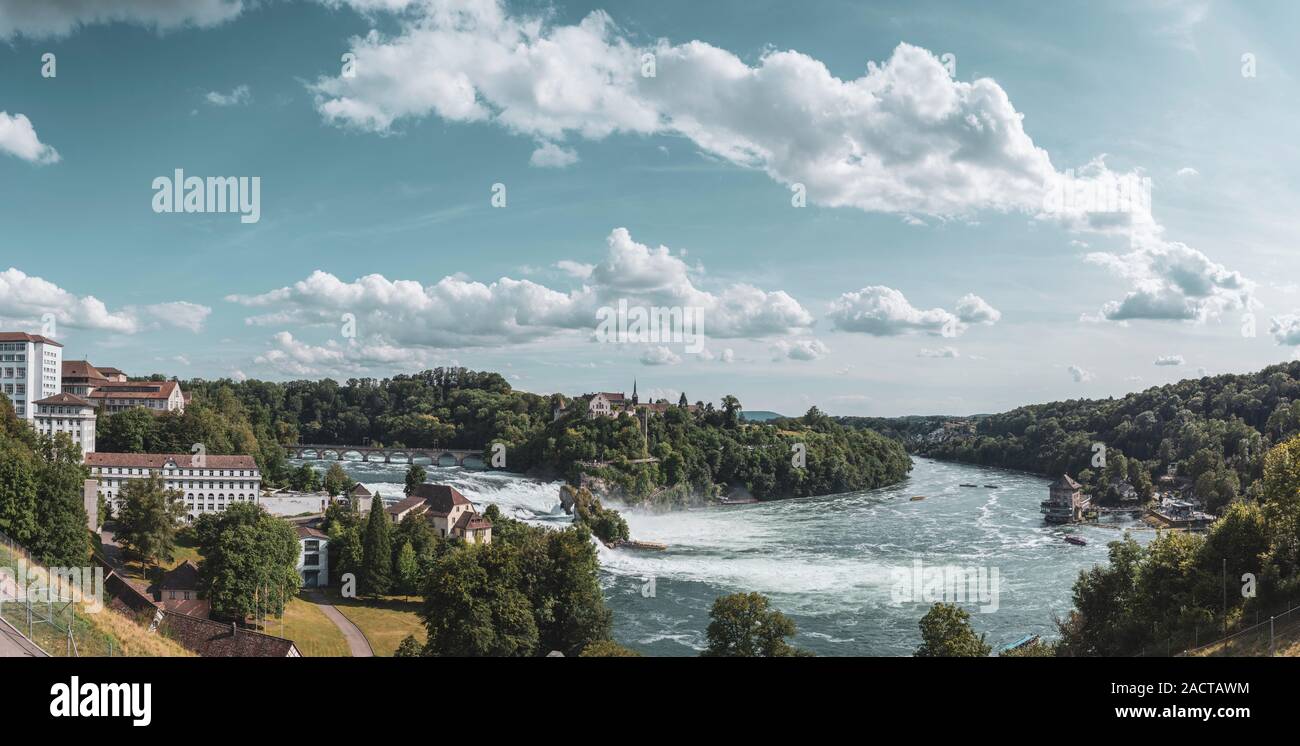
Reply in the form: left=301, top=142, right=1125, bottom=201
left=1064, top=535, right=1087, bottom=546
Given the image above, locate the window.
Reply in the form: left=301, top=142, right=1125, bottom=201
left=304, top=553, right=319, bottom=567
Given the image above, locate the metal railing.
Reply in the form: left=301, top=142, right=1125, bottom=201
left=0, top=529, right=121, bottom=656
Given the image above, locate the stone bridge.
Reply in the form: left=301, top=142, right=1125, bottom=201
left=287, top=444, right=487, bottom=467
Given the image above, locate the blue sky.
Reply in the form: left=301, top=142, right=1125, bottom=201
left=1, top=0, right=1299, bottom=416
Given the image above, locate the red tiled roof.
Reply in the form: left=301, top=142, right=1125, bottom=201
left=410, top=484, right=472, bottom=515
left=96, top=366, right=126, bottom=377
left=295, top=525, right=328, bottom=540
left=349, top=483, right=373, bottom=496
left=33, top=392, right=93, bottom=406
left=454, top=511, right=493, bottom=531
left=87, top=380, right=181, bottom=400
left=386, top=494, right=428, bottom=518
left=85, top=453, right=259, bottom=469
left=61, top=360, right=107, bottom=380
left=0, top=332, right=61, bottom=347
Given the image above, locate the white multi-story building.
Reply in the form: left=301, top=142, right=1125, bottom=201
left=32, top=393, right=97, bottom=455
left=85, top=453, right=261, bottom=522
left=87, top=379, right=186, bottom=413
left=0, top=332, right=63, bottom=421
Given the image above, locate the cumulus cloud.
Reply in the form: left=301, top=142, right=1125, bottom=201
left=0, top=267, right=209, bottom=334
left=529, top=141, right=578, bottom=168
left=254, top=331, right=436, bottom=377
left=772, top=338, right=829, bottom=361
left=554, top=260, right=593, bottom=279
left=1068, top=365, right=1093, bottom=383
left=229, top=227, right=815, bottom=352
left=1085, top=240, right=1254, bottom=323
left=0, top=0, right=246, bottom=39
left=640, top=346, right=681, bottom=366
left=1154, top=354, right=1185, bottom=366
left=0, top=112, right=59, bottom=164
left=205, top=85, right=251, bottom=107
left=918, top=346, right=960, bottom=358
left=828, top=286, right=996, bottom=337
left=1270, top=314, right=1300, bottom=346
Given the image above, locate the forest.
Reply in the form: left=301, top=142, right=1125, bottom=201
left=94, top=368, right=911, bottom=503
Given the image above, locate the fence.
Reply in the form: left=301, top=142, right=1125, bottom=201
left=0, top=529, right=122, bottom=656
left=1129, top=596, right=1300, bottom=657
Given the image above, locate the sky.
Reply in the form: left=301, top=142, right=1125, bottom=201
left=1, top=0, right=1299, bottom=417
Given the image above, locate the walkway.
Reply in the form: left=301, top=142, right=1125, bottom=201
left=0, top=617, right=47, bottom=657
left=303, top=590, right=373, bottom=657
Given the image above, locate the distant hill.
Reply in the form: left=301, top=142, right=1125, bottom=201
left=740, top=410, right=786, bottom=422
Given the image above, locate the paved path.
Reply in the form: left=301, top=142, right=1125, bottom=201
left=303, top=591, right=373, bottom=657
left=0, top=617, right=47, bottom=657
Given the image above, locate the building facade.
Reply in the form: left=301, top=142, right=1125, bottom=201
left=87, top=379, right=186, bottom=413
left=32, top=392, right=97, bottom=455
left=85, top=453, right=260, bottom=521
left=393, top=483, right=493, bottom=544
left=0, top=332, right=63, bottom=421
left=1041, top=474, right=1089, bottom=523
left=295, top=525, right=329, bottom=588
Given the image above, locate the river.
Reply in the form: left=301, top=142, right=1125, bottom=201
left=287, top=456, right=1147, bottom=656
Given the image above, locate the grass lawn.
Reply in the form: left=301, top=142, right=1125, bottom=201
left=328, top=592, right=427, bottom=656
left=272, top=595, right=351, bottom=657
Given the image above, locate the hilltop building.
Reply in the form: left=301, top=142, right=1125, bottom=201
left=32, top=392, right=97, bottom=455
left=555, top=380, right=699, bottom=420
left=86, top=452, right=261, bottom=521
left=0, top=332, right=63, bottom=421
left=1041, top=474, right=1089, bottom=524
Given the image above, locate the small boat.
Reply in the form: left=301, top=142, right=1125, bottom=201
left=1000, top=634, right=1040, bottom=653
left=1064, top=536, right=1087, bottom=546
left=959, top=483, right=978, bottom=488
left=909, top=495, right=926, bottom=502
left=983, top=484, right=999, bottom=489
left=613, top=540, right=668, bottom=551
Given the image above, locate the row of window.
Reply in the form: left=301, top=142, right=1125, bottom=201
left=95, top=467, right=258, bottom=477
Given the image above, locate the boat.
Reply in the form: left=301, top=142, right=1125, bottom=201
left=1064, top=535, right=1087, bottom=546
left=613, top=540, right=668, bottom=551
left=983, top=484, right=999, bottom=489
left=959, top=483, right=978, bottom=488
left=909, top=495, right=926, bottom=502
left=1000, top=634, right=1040, bottom=653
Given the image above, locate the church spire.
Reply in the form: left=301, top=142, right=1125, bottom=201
left=632, top=379, right=638, bottom=405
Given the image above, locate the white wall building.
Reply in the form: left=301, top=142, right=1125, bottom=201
left=85, top=453, right=261, bottom=522
left=295, top=525, right=329, bottom=588
left=32, top=393, right=97, bottom=455
left=0, top=332, right=63, bottom=421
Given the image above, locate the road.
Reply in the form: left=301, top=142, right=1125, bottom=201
left=303, top=590, right=373, bottom=657
left=0, top=617, right=47, bottom=657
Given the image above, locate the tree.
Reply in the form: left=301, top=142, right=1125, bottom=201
left=361, top=494, right=393, bottom=596
left=116, top=473, right=186, bottom=571
left=32, top=434, right=91, bottom=566
left=580, top=639, right=642, bottom=657
left=97, top=408, right=154, bottom=453
left=915, top=602, right=991, bottom=657
left=395, top=540, right=419, bottom=596
left=703, top=592, right=808, bottom=657
left=404, top=464, right=427, bottom=496
left=394, top=634, right=423, bottom=657
left=196, top=503, right=301, bottom=623
left=421, top=543, right=538, bottom=656
left=289, top=464, right=321, bottom=492
left=323, top=462, right=351, bottom=497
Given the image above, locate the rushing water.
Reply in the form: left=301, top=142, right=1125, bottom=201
left=290, top=456, right=1148, bottom=656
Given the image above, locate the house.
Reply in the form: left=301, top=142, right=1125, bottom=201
left=86, top=379, right=186, bottom=414
left=1041, top=474, right=1089, bottom=523
left=1108, top=478, right=1139, bottom=503
left=32, top=392, right=97, bottom=455
left=397, top=484, right=493, bottom=544
left=295, top=525, right=329, bottom=588
left=348, top=483, right=375, bottom=514
left=150, top=560, right=209, bottom=618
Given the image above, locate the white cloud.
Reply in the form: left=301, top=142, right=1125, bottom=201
left=254, top=331, right=436, bottom=377
left=554, top=260, right=594, bottom=280
left=0, top=267, right=209, bottom=334
left=954, top=294, right=1001, bottom=325
left=772, top=338, right=829, bottom=361
left=205, top=85, right=252, bottom=107
left=829, top=286, right=995, bottom=337
left=1153, top=354, right=1185, bottom=366
left=918, top=346, right=960, bottom=358
left=0, top=112, right=59, bottom=164
left=1177, top=167, right=1198, bottom=177
left=229, top=227, right=815, bottom=349
left=0, top=0, right=246, bottom=39
left=529, top=141, right=578, bottom=168
left=1085, top=240, right=1254, bottom=323
left=1270, top=314, right=1300, bottom=346
left=1068, top=365, right=1093, bottom=383
left=640, top=346, right=681, bottom=366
